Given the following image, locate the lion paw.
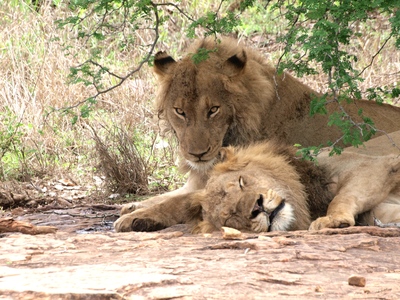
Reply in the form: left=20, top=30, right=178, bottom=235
left=309, top=214, right=355, bottom=231
left=114, top=214, right=137, bottom=232
left=266, top=189, right=283, bottom=204
left=114, top=213, right=167, bottom=232
left=120, top=202, right=145, bottom=215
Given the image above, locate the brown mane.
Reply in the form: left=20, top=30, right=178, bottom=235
left=216, top=141, right=333, bottom=221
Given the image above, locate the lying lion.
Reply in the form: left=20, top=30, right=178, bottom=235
left=120, top=36, right=400, bottom=214
left=114, top=141, right=400, bottom=233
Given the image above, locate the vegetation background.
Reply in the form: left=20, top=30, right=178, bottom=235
left=0, top=0, right=399, bottom=207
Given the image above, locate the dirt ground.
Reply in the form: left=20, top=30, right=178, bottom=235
left=1, top=131, right=400, bottom=299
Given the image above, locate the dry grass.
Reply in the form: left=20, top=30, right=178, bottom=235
left=90, top=125, right=149, bottom=195
left=1, top=2, right=94, bottom=179
left=0, top=1, right=398, bottom=200
left=0, top=1, right=192, bottom=198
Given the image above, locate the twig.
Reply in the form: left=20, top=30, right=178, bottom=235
left=155, top=2, right=196, bottom=22
left=48, top=1, right=164, bottom=117
left=358, top=33, right=393, bottom=77
left=273, top=14, right=300, bottom=101
left=45, top=211, right=120, bottom=219
left=374, top=217, right=400, bottom=229
left=0, top=217, right=57, bottom=235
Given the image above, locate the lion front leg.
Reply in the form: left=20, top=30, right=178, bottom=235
left=309, top=194, right=358, bottom=231
left=120, top=194, right=168, bottom=216
left=120, top=174, right=207, bottom=216
left=120, top=192, right=183, bottom=216
left=114, top=191, right=203, bottom=232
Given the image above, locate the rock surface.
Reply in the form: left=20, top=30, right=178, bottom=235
left=1, top=226, right=400, bottom=299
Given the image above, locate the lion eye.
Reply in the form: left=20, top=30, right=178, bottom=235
left=174, top=107, right=185, bottom=117
left=238, top=176, right=245, bottom=190
left=208, top=106, right=219, bottom=117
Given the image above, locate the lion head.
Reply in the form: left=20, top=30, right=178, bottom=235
left=193, top=142, right=314, bottom=233
left=153, top=37, right=276, bottom=172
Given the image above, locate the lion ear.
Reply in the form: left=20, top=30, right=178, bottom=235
left=154, top=51, right=176, bottom=76
left=223, top=50, right=247, bottom=76
left=219, top=146, right=235, bottom=162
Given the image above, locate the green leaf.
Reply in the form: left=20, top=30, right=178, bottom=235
left=93, top=32, right=105, bottom=41
left=309, top=96, right=328, bottom=116
left=295, top=145, right=322, bottom=162
left=191, top=47, right=217, bottom=64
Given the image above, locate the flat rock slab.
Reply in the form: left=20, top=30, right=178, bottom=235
left=11, top=205, right=121, bottom=234
left=1, top=226, right=400, bottom=299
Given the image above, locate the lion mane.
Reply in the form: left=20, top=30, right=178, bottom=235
left=114, top=141, right=400, bottom=233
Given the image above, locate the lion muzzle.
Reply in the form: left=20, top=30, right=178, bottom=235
left=250, top=193, right=287, bottom=232
left=251, top=194, right=266, bottom=219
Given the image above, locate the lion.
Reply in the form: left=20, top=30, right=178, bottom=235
left=114, top=141, right=400, bottom=233
left=120, top=36, right=400, bottom=214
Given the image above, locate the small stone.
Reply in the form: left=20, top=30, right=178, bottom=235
left=109, top=193, right=120, bottom=199
left=54, top=184, right=64, bottom=191
left=221, top=226, right=243, bottom=240
left=348, top=275, right=366, bottom=287
left=315, top=285, right=323, bottom=292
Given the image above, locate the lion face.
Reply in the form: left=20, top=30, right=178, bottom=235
left=165, top=77, right=233, bottom=171
left=153, top=38, right=275, bottom=173
left=199, top=169, right=297, bottom=233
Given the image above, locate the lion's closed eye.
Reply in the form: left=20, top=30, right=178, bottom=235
left=239, top=176, right=245, bottom=190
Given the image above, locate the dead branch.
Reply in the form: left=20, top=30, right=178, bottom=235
left=374, top=218, right=400, bottom=228
left=0, top=217, right=57, bottom=235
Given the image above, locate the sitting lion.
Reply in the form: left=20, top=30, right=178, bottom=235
left=114, top=141, right=400, bottom=233
left=121, top=36, right=400, bottom=213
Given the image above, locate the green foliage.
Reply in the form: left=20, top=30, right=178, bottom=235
left=271, top=0, right=400, bottom=150
left=275, top=0, right=400, bottom=80
left=327, top=110, right=375, bottom=146
left=187, top=11, right=240, bottom=38
left=56, top=0, right=400, bottom=152
left=366, top=86, right=400, bottom=104
left=295, top=144, right=321, bottom=162
left=0, top=108, right=23, bottom=154
left=236, top=2, right=281, bottom=36
left=55, top=0, right=161, bottom=121
left=191, top=47, right=218, bottom=64
left=309, top=95, right=328, bottom=116
left=0, top=108, right=32, bottom=180
left=2, top=0, right=399, bottom=196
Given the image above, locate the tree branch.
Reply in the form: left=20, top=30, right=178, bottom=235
left=0, top=217, right=57, bottom=235
left=357, top=33, right=393, bottom=78
left=50, top=1, right=164, bottom=116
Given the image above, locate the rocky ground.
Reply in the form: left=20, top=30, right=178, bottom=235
left=1, top=225, right=400, bottom=299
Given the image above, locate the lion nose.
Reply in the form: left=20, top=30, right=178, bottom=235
left=251, top=194, right=265, bottom=219
left=189, top=147, right=211, bottom=159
